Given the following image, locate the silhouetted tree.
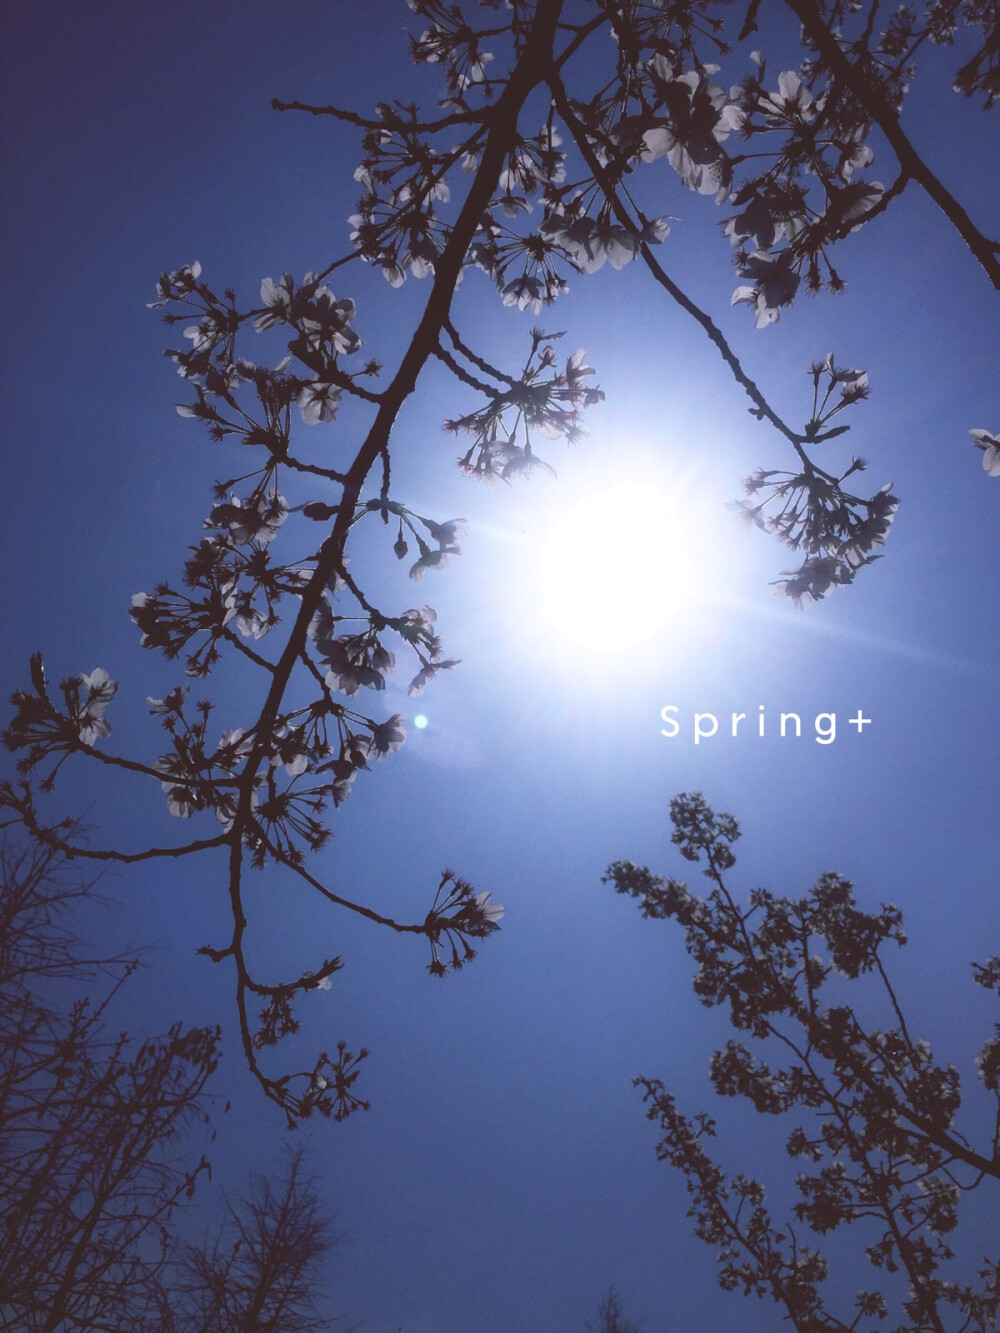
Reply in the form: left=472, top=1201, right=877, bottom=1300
left=0, top=839, right=213, bottom=1331
left=605, top=794, right=1000, bottom=1331
left=3, top=1, right=996, bottom=1117
left=159, top=1150, right=343, bottom=1333
left=588, top=1286, right=642, bottom=1332
left=0, top=842, right=347, bottom=1332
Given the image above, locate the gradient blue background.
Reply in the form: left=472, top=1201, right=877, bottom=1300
left=2, top=3, right=998, bottom=1329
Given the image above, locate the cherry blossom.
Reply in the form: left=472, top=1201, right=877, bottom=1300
left=209, top=494, right=288, bottom=545
left=969, top=427, right=1000, bottom=476
left=75, top=669, right=118, bottom=745
left=297, top=380, right=342, bottom=425
left=148, top=261, right=202, bottom=308
left=731, top=252, right=800, bottom=327
left=147, top=687, right=189, bottom=716
left=254, top=273, right=297, bottom=330
left=640, top=61, right=743, bottom=201
left=365, top=714, right=406, bottom=759
left=757, top=70, right=818, bottom=125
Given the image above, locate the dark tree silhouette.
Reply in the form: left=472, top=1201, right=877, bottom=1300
left=159, top=1150, right=345, bottom=1333
left=588, top=1286, right=643, bottom=1332
left=3, top=1, right=996, bottom=1119
left=605, top=794, right=1000, bottom=1332
left=0, top=842, right=347, bottom=1332
left=0, top=839, right=215, bottom=1331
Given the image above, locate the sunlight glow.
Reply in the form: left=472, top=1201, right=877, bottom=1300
left=469, top=434, right=754, bottom=688
left=532, top=478, right=700, bottom=653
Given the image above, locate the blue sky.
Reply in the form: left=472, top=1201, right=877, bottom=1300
left=2, top=3, right=999, bottom=1330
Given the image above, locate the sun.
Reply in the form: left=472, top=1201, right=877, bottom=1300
left=533, top=479, right=700, bottom=651
left=466, top=441, right=742, bottom=681
left=508, top=439, right=735, bottom=664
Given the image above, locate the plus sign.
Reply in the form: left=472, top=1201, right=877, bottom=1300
left=849, top=710, right=872, bottom=733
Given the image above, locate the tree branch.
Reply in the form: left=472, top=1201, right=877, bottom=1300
left=784, top=0, right=1000, bottom=289
left=547, top=67, right=815, bottom=466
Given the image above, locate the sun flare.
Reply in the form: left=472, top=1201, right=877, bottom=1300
left=523, top=461, right=721, bottom=657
